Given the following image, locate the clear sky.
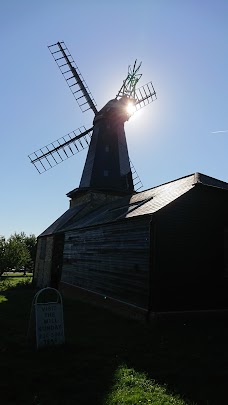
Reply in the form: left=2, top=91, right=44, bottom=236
left=1, top=0, right=227, bottom=238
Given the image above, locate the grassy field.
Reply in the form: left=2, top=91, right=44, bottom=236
left=0, top=274, right=228, bottom=404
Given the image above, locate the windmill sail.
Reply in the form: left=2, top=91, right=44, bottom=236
left=135, top=81, right=157, bottom=110
left=130, top=160, right=143, bottom=191
left=28, top=127, right=93, bottom=174
left=48, top=42, right=97, bottom=114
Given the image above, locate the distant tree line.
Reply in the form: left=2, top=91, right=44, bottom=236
left=0, top=233, right=37, bottom=276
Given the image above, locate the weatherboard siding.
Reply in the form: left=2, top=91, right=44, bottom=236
left=61, top=217, right=151, bottom=309
left=33, top=236, right=54, bottom=287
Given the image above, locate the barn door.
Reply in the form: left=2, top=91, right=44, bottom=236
left=50, top=234, right=65, bottom=289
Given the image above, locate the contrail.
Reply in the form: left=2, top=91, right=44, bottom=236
left=211, top=130, right=228, bottom=134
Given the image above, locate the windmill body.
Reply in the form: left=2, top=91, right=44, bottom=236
left=79, top=98, right=134, bottom=193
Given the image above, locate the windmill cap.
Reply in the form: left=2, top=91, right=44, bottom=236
left=93, top=97, right=135, bottom=124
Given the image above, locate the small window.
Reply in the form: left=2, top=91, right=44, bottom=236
left=104, top=170, right=109, bottom=177
left=105, top=146, right=110, bottom=152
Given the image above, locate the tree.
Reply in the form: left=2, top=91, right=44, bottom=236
left=0, top=237, right=7, bottom=276
left=5, top=233, right=30, bottom=272
left=24, top=234, right=37, bottom=271
left=0, top=233, right=37, bottom=275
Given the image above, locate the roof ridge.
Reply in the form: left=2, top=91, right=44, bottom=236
left=137, top=172, right=228, bottom=195
left=136, top=173, right=196, bottom=194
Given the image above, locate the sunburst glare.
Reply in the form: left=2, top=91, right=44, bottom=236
left=126, top=101, right=136, bottom=116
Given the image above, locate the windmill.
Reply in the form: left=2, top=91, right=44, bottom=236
left=29, top=41, right=157, bottom=194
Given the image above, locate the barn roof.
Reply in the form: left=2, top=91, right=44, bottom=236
left=40, top=172, right=228, bottom=236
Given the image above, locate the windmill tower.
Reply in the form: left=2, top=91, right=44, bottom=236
left=29, top=42, right=157, bottom=204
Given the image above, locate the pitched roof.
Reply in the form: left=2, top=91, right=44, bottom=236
left=39, top=203, right=88, bottom=237
left=40, top=172, right=228, bottom=236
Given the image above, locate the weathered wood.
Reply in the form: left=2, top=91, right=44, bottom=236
left=33, top=236, right=54, bottom=288
left=61, top=217, right=151, bottom=309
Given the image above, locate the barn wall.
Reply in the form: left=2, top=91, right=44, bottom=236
left=61, top=217, right=151, bottom=309
left=151, top=186, right=228, bottom=311
left=50, top=234, right=65, bottom=289
left=33, top=236, right=54, bottom=288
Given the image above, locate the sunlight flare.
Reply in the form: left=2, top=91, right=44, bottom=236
left=126, top=101, right=136, bottom=116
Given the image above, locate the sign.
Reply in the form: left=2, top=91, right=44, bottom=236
left=36, top=302, right=65, bottom=348
left=29, top=288, right=65, bottom=349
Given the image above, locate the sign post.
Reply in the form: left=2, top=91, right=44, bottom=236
left=28, top=287, right=65, bottom=349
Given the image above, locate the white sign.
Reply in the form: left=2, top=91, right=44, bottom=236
left=32, top=288, right=65, bottom=349
left=36, top=303, right=64, bottom=348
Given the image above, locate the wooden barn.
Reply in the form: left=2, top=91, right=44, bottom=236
left=33, top=172, right=228, bottom=316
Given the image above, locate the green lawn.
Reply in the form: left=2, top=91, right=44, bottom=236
left=0, top=273, right=32, bottom=303
left=0, top=275, right=228, bottom=404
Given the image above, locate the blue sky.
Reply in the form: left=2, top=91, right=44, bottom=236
left=1, top=0, right=227, bottom=238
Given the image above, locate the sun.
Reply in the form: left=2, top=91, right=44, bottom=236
left=126, top=101, right=136, bottom=116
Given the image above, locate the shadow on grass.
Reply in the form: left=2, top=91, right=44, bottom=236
left=0, top=282, right=228, bottom=405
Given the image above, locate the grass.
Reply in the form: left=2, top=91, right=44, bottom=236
left=0, top=273, right=32, bottom=303
left=0, top=272, right=32, bottom=288
left=105, top=366, right=187, bottom=405
left=0, top=275, right=228, bottom=404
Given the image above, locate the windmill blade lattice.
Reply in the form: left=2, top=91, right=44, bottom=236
left=134, top=81, right=157, bottom=110
left=28, top=127, right=93, bottom=174
left=48, top=42, right=97, bottom=114
left=129, top=160, right=143, bottom=191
